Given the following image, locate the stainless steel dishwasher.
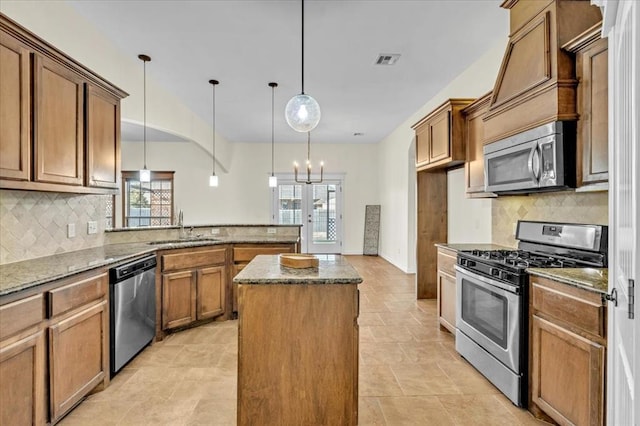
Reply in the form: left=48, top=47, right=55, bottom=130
left=109, top=254, right=157, bottom=376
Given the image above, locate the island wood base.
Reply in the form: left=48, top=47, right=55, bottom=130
left=237, top=283, right=359, bottom=425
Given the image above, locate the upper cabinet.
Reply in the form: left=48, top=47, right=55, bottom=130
left=564, top=23, right=608, bottom=191
left=483, top=0, right=602, bottom=144
left=412, top=99, right=474, bottom=171
left=462, top=92, right=495, bottom=197
left=0, top=13, right=127, bottom=194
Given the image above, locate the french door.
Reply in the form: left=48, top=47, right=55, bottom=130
left=272, top=178, right=342, bottom=254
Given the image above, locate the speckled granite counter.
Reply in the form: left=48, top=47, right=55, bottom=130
left=1, top=236, right=300, bottom=297
left=434, top=243, right=514, bottom=252
left=527, top=268, right=608, bottom=294
left=233, top=255, right=362, bottom=285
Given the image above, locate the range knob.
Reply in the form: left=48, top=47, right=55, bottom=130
left=499, top=270, right=511, bottom=281
left=489, top=267, right=500, bottom=277
left=467, top=260, right=476, bottom=267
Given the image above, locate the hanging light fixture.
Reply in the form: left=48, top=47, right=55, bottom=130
left=209, top=79, right=219, bottom=187
left=268, top=82, right=278, bottom=188
left=138, top=54, right=151, bottom=183
left=285, top=0, right=321, bottom=132
left=294, top=132, right=323, bottom=184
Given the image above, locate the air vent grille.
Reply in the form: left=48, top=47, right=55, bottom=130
left=375, top=53, right=401, bottom=65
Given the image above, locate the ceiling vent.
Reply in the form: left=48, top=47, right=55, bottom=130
left=375, top=53, right=401, bottom=66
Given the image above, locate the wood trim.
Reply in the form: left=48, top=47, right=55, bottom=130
left=562, top=22, right=604, bottom=53
left=411, top=98, right=476, bottom=129
left=0, top=179, right=118, bottom=194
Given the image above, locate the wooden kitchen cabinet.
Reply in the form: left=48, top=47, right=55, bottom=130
left=0, top=14, right=127, bottom=194
left=565, top=24, right=609, bottom=191
left=0, top=294, right=46, bottom=426
left=0, top=29, right=30, bottom=181
left=462, top=92, right=495, bottom=197
left=160, top=246, right=228, bottom=331
left=86, top=84, right=121, bottom=189
left=47, top=271, right=109, bottom=424
left=231, top=244, right=297, bottom=314
left=436, top=246, right=457, bottom=333
left=529, top=275, right=606, bottom=425
left=412, top=99, right=474, bottom=171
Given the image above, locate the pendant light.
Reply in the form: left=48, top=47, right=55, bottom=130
left=138, top=54, right=151, bottom=183
left=209, top=79, right=219, bottom=187
left=268, top=82, right=278, bottom=188
left=294, top=132, right=323, bottom=184
left=285, top=0, right=321, bottom=132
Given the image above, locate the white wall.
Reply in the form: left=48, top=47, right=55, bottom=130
left=377, top=40, right=506, bottom=272
left=447, top=168, right=492, bottom=243
left=121, top=140, right=379, bottom=254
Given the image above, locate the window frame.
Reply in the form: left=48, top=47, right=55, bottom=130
left=121, top=170, right=175, bottom=227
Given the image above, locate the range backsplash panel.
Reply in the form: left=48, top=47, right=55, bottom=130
left=492, top=190, right=608, bottom=248
left=0, top=190, right=107, bottom=264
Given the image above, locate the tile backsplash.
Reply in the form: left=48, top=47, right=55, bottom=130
left=0, top=190, right=107, bottom=264
left=492, top=190, right=609, bottom=247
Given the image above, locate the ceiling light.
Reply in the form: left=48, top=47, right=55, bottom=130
left=294, top=132, right=323, bottom=184
left=138, top=54, right=151, bottom=183
left=209, top=79, right=219, bottom=187
left=285, top=0, right=321, bottom=133
left=269, top=82, right=278, bottom=188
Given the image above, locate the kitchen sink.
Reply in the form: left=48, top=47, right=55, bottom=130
left=147, top=238, right=221, bottom=245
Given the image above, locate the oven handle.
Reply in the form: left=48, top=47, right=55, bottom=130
left=454, top=265, right=521, bottom=295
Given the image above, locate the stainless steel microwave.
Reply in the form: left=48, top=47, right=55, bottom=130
left=483, top=121, right=576, bottom=194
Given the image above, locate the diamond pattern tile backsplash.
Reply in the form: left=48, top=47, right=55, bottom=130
left=492, top=190, right=609, bottom=248
left=0, top=190, right=106, bottom=264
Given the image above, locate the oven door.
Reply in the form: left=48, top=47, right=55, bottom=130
left=484, top=138, right=542, bottom=193
left=455, top=265, right=522, bottom=373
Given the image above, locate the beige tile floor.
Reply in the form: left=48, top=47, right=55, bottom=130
left=60, top=255, right=548, bottom=425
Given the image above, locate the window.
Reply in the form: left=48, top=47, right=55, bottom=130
left=105, top=194, right=115, bottom=229
left=122, top=171, right=175, bottom=227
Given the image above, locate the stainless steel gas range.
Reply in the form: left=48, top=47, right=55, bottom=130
left=454, top=220, right=608, bottom=407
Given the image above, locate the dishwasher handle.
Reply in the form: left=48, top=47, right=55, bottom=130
left=110, top=255, right=157, bottom=283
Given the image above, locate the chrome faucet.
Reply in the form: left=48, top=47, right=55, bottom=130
left=178, top=210, right=185, bottom=239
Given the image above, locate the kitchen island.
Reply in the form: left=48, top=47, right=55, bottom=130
left=233, top=254, right=362, bottom=426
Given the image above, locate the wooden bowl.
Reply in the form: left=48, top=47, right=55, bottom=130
left=279, top=254, right=319, bottom=269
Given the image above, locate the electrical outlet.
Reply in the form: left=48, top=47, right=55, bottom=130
left=267, top=228, right=277, bottom=234
left=87, top=221, right=98, bottom=235
left=211, top=228, right=220, bottom=235
left=67, top=223, right=76, bottom=238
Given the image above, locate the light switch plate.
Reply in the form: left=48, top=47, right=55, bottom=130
left=67, top=223, right=76, bottom=238
left=267, top=228, right=277, bottom=234
left=87, top=221, right=98, bottom=235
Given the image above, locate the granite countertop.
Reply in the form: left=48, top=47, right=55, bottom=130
left=0, top=236, right=300, bottom=297
left=434, top=243, right=514, bottom=252
left=527, top=267, right=608, bottom=294
left=233, top=255, right=363, bottom=285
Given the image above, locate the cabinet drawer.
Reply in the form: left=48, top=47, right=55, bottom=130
left=233, top=246, right=293, bottom=263
left=437, top=249, right=457, bottom=277
left=531, top=280, right=605, bottom=339
left=162, top=248, right=227, bottom=272
left=48, top=273, right=107, bottom=318
left=0, top=294, right=45, bottom=340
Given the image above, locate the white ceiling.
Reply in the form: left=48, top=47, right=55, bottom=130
left=68, top=0, right=508, bottom=144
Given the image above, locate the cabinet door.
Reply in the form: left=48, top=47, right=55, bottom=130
left=49, top=301, right=108, bottom=422
left=33, top=55, right=84, bottom=186
left=531, top=315, right=605, bottom=426
left=162, top=270, right=196, bottom=330
left=428, top=110, right=451, bottom=163
left=0, top=331, right=46, bottom=426
left=197, top=266, right=225, bottom=320
left=86, top=84, right=120, bottom=189
left=437, top=272, right=456, bottom=333
left=0, top=31, right=30, bottom=181
left=415, top=125, right=430, bottom=166
left=577, top=37, right=608, bottom=187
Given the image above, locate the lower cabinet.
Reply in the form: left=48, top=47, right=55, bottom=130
left=529, top=275, right=606, bottom=425
left=436, top=246, right=457, bottom=333
left=160, top=246, right=228, bottom=331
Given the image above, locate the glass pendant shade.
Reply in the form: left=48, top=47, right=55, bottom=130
left=209, top=174, right=219, bottom=187
left=269, top=176, right=278, bottom=188
left=285, top=93, right=321, bottom=132
left=139, top=168, right=151, bottom=183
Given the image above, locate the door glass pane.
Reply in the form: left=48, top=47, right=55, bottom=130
left=311, top=184, right=337, bottom=244
left=278, top=185, right=302, bottom=225
left=461, top=279, right=508, bottom=348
